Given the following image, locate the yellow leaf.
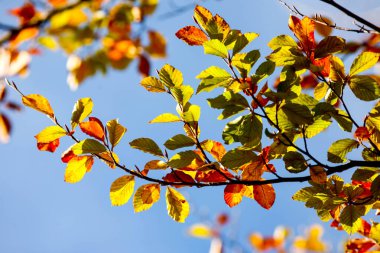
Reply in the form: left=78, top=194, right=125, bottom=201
left=10, top=27, right=39, bottom=47
left=188, top=223, right=213, bottom=238
left=64, top=156, right=94, bottom=183
left=149, top=113, right=181, bottom=123
left=133, top=184, right=160, bottom=212
left=35, top=125, right=66, bottom=143
left=98, top=151, right=119, bottom=169
left=38, top=36, right=58, bottom=50
left=22, top=94, right=54, bottom=118
left=110, top=175, right=135, bottom=206
left=166, top=187, right=190, bottom=223
left=293, top=224, right=326, bottom=252
left=106, top=119, right=127, bottom=148
left=71, top=98, right=93, bottom=129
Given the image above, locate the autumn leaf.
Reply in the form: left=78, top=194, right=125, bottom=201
left=35, top=125, right=67, bottom=143
left=176, top=26, right=208, bottom=46
left=133, top=184, right=160, bottom=212
left=106, top=119, right=127, bottom=148
left=224, top=184, right=245, bottom=207
left=0, top=113, right=11, bottom=143
left=22, top=94, right=54, bottom=118
left=37, top=139, right=60, bottom=152
left=10, top=28, right=39, bottom=48
left=310, top=166, right=327, bottom=184
left=166, top=187, right=190, bottom=223
left=293, top=225, right=327, bottom=252
left=288, top=16, right=315, bottom=55
left=71, top=139, right=107, bottom=155
left=79, top=117, right=105, bottom=141
left=64, top=156, right=94, bottom=183
left=71, top=98, right=93, bottom=130
left=98, top=151, right=119, bottom=169
left=254, top=183, right=275, bottom=209
left=146, top=30, right=166, bottom=58
left=110, top=175, right=135, bottom=206
left=9, top=2, right=36, bottom=25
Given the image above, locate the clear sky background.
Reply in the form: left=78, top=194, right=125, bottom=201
left=1, top=0, right=380, bottom=252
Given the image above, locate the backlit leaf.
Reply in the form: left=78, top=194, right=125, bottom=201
left=35, top=125, right=66, bottom=143
left=129, top=138, right=164, bottom=157
left=166, top=187, right=190, bottom=223
left=340, top=205, right=366, bottom=234
left=254, top=183, right=275, bottom=210
left=140, top=76, right=166, bottom=92
left=149, top=113, right=181, bottom=123
left=167, top=150, right=200, bottom=168
left=350, top=51, right=380, bottom=76
left=144, top=160, right=168, bottom=170
left=164, top=134, right=195, bottom=150
left=98, top=151, right=119, bottom=169
left=327, top=139, right=359, bottom=163
left=175, top=26, right=208, bottom=46
left=110, top=175, right=135, bottom=206
left=71, top=98, right=93, bottom=130
left=224, top=184, right=245, bottom=207
left=288, top=16, right=315, bottom=53
left=37, top=139, right=60, bottom=152
left=193, top=5, right=212, bottom=31
left=221, top=149, right=257, bottom=169
left=22, top=94, right=54, bottom=118
left=268, top=35, right=298, bottom=50
left=71, top=139, right=107, bottom=155
left=106, top=119, right=127, bottom=148
left=64, top=156, right=94, bottom=184
left=200, top=140, right=226, bottom=162
left=348, top=75, right=380, bottom=101
left=133, top=184, right=160, bottom=212
left=283, top=151, right=307, bottom=173
left=315, top=36, right=345, bottom=59
left=182, top=104, right=201, bottom=123
left=159, top=64, right=183, bottom=88
left=310, top=166, right=327, bottom=184
left=79, top=117, right=105, bottom=141
left=203, top=39, right=228, bottom=58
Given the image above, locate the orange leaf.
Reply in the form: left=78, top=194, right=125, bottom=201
left=354, top=126, right=372, bottom=141
left=37, top=138, right=60, bottom=152
left=0, top=113, right=11, bottom=143
left=0, top=84, right=6, bottom=101
left=9, top=3, right=36, bottom=25
left=10, top=28, right=39, bottom=48
left=310, top=166, right=327, bottom=184
left=345, top=238, right=376, bottom=253
left=61, top=148, right=76, bottom=163
left=312, top=56, right=331, bottom=77
left=175, top=26, right=208, bottom=46
left=22, top=94, right=54, bottom=118
left=241, top=161, right=264, bottom=181
left=195, top=169, right=233, bottom=183
left=201, top=140, right=226, bottom=162
left=254, top=183, right=275, bottom=209
left=224, top=184, right=245, bottom=207
left=79, top=117, right=105, bottom=141
left=146, top=30, right=166, bottom=58
left=288, top=16, right=315, bottom=55
left=48, top=0, right=67, bottom=7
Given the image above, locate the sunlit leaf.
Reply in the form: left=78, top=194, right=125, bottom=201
left=193, top=5, right=212, bottom=31
left=268, top=34, right=298, bottom=50
left=106, top=119, right=127, bottom=148
left=71, top=98, right=93, bottom=130
left=140, top=76, right=166, bottom=92
left=350, top=51, right=380, bottom=76
left=221, top=149, right=257, bottom=169
left=167, top=150, right=201, bottom=168
left=159, top=64, right=183, bottom=88
left=224, top=184, right=245, bottom=207
left=340, top=205, right=366, bottom=234
left=144, top=160, right=168, bottom=170
left=164, top=134, right=195, bottom=150
left=310, top=166, right=327, bottom=184
left=110, top=175, right=135, bottom=206
left=129, top=137, right=164, bottom=157
left=98, top=151, right=119, bottom=169
left=348, top=75, right=380, bottom=101
left=149, top=113, right=181, bottom=123
left=71, top=139, right=107, bottom=155
left=283, top=151, right=307, bottom=173
left=64, top=156, right=94, bottom=184
left=203, top=39, right=228, bottom=58
left=146, top=30, right=166, bottom=58
left=133, top=184, right=160, bottom=212
left=79, top=117, right=105, bottom=141
left=254, top=183, right=275, bottom=210
left=22, top=94, right=54, bottom=118
left=35, top=125, right=67, bottom=143
left=327, top=139, right=359, bottom=163
left=175, top=26, right=208, bottom=46
left=293, top=225, right=326, bottom=252
left=166, top=187, right=190, bottom=223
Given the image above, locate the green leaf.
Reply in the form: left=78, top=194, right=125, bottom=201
left=255, top=60, right=275, bottom=77
left=203, top=39, right=228, bottom=58
left=283, top=151, right=307, bottom=173
left=267, top=35, right=298, bottom=50
left=222, top=114, right=262, bottom=148
left=232, top=32, right=259, bottom=55
left=231, top=50, right=260, bottom=77
left=129, top=138, right=164, bottom=157
left=71, top=97, right=93, bottom=130
left=292, top=187, right=317, bottom=202
left=315, top=36, right=345, bottom=59
left=171, top=85, right=194, bottom=106
left=339, top=205, right=366, bottom=234
left=350, top=51, right=380, bottom=76
left=351, top=167, right=379, bottom=181
left=348, top=75, right=380, bottom=101
left=164, top=134, right=195, bottom=150
left=281, top=103, right=314, bottom=126
left=106, top=119, right=127, bottom=148
left=371, top=175, right=380, bottom=197
left=167, top=150, right=200, bottom=168
left=71, top=139, right=107, bottom=155
left=220, top=149, right=257, bottom=169
left=207, top=91, right=249, bottom=119
left=182, top=104, right=201, bottom=123
left=140, top=76, right=166, bottom=92
left=149, top=113, right=181, bottom=123
left=327, top=139, right=359, bottom=163
left=159, top=64, right=183, bottom=88
left=196, top=66, right=232, bottom=93
left=304, top=117, right=332, bottom=138
left=266, top=47, right=308, bottom=67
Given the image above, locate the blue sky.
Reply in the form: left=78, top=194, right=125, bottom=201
left=1, top=0, right=380, bottom=252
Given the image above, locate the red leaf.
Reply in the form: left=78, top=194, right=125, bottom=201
left=195, top=169, right=233, bottom=183
left=254, top=183, right=275, bottom=209
left=9, top=3, right=36, bottom=25
left=37, top=138, right=60, bottom=153
left=354, top=127, right=372, bottom=141
left=300, top=74, right=318, bottom=89
left=175, top=26, right=208, bottom=46
left=138, top=55, right=150, bottom=77
left=162, top=170, right=195, bottom=188
left=224, top=184, right=245, bottom=207
left=217, top=213, right=229, bottom=225
left=79, top=117, right=105, bottom=141
left=61, top=148, right=76, bottom=163
left=312, top=56, right=330, bottom=77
